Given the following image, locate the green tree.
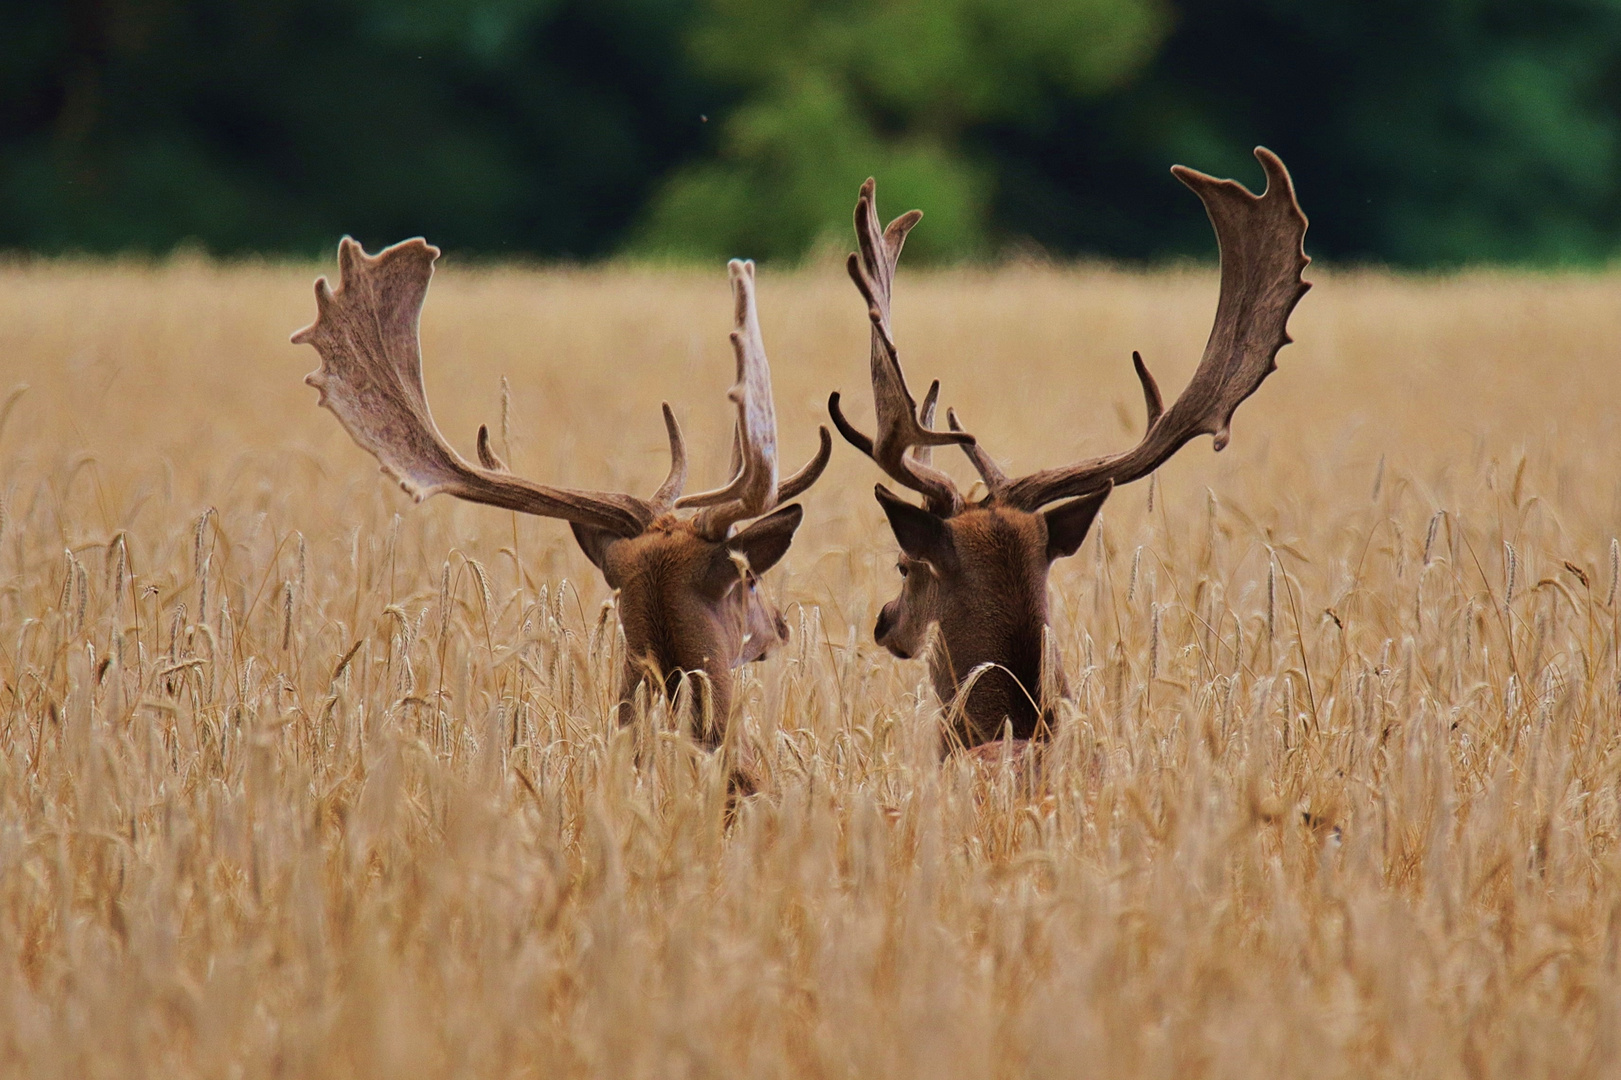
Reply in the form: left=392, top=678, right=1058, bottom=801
left=635, top=0, right=1166, bottom=262
left=989, top=0, right=1621, bottom=267
left=0, top=0, right=709, bottom=256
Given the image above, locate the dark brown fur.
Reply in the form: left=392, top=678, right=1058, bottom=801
left=576, top=507, right=800, bottom=739
left=297, top=240, right=825, bottom=762
left=832, top=155, right=1309, bottom=754
left=874, top=495, right=1102, bottom=747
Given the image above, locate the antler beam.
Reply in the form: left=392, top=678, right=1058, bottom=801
left=295, top=238, right=653, bottom=537
left=678, top=260, right=831, bottom=540
left=829, top=179, right=975, bottom=517
left=1001, top=147, right=1310, bottom=511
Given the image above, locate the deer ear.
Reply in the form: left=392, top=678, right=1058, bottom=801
left=571, top=522, right=621, bottom=577
left=701, top=503, right=804, bottom=598
left=875, top=484, right=956, bottom=574
left=1042, top=484, right=1111, bottom=562
left=725, top=503, right=803, bottom=575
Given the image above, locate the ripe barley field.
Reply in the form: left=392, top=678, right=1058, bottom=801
left=3, top=255, right=1621, bottom=1078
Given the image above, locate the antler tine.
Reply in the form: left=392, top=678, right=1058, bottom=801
left=678, top=259, right=782, bottom=539
left=296, top=237, right=653, bottom=537
left=946, top=407, right=1008, bottom=497
left=648, top=402, right=688, bottom=513
left=1002, top=147, right=1310, bottom=511
left=476, top=425, right=507, bottom=471
left=1132, top=351, right=1164, bottom=428
left=909, top=381, right=940, bottom=468
left=828, top=179, right=976, bottom=517
left=778, top=425, right=832, bottom=502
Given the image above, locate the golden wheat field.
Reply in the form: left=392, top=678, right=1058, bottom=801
left=3, top=253, right=1621, bottom=1078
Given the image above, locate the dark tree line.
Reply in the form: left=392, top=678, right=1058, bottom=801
left=6, top=0, right=1621, bottom=266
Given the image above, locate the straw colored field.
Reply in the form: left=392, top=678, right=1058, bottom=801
left=3, top=256, right=1621, bottom=1078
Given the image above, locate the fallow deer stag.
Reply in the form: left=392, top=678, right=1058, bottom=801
left=830, top=147, right=1310, bottom=749
left=295, top=238, right=830, bottom=738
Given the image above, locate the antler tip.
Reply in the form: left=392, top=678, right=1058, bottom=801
left=846, top=252, right=879, bottom=301
left=335, top=236, right=442, bottom=284
left=306, top=276, right=334, bottom=311
left=1168, top=160, right=1238, bottom=199
left=1131, top=350, right=1165, bottom=427
left=1252, top=147, right=1298, bottom=203
left=475, top=424, right=510, bottom=472
left=336, top=237, right=366, bottom=279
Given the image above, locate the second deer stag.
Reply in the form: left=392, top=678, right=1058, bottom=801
left=295, top=241, right=829, bottom=739
left=831, top=148, right=1310, bottom=749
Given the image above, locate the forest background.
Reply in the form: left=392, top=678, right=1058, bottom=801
left=8, top=0, right=1621, bottom=267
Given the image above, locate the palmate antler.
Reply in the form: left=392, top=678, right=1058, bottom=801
left=828, top=179, right=976, bottom=517
left=295, top=238, right=655, bottom=536
left=295, top=240, right=828, bottom=543
left=1000, top=147, right=1310, bottom=511
left=834, top=147, right=1310, bottom=516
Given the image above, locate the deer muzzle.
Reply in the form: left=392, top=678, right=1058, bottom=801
left=874, top=603, right=910, bottom=659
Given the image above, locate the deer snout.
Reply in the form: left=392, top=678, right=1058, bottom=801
left=874, top=605, right=911, bottom=659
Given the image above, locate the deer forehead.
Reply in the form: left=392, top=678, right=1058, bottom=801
left=948, top=506, right=1048, bottom=567
left=605, top=520, right=718, bottom=581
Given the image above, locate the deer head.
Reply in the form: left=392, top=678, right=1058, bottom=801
left=294, top=241, right=829, bottom=739
left=830, top=148, right=1310, bottom=748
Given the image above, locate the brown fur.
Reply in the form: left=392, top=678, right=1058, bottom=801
left=834, top=157, right=1309, bottom=755
left=296, top=240, right=825, bottom=765
left=875, top=503, right=1089, bottom=747
left=583, top=510, right=798, bottom=741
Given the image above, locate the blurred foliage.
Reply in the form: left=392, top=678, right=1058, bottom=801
left=635, top=0, right=1166, bottom=260
left=993, top=0, right=1621, bottom=265
left=5, top=0, right=1621, bottom=265
left=0, top=0, right=711, bottom=256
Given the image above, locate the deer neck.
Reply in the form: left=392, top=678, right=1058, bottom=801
left=613, top=568, right=735, bottom=742
left=931, top=550, right=1053, bottom=745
